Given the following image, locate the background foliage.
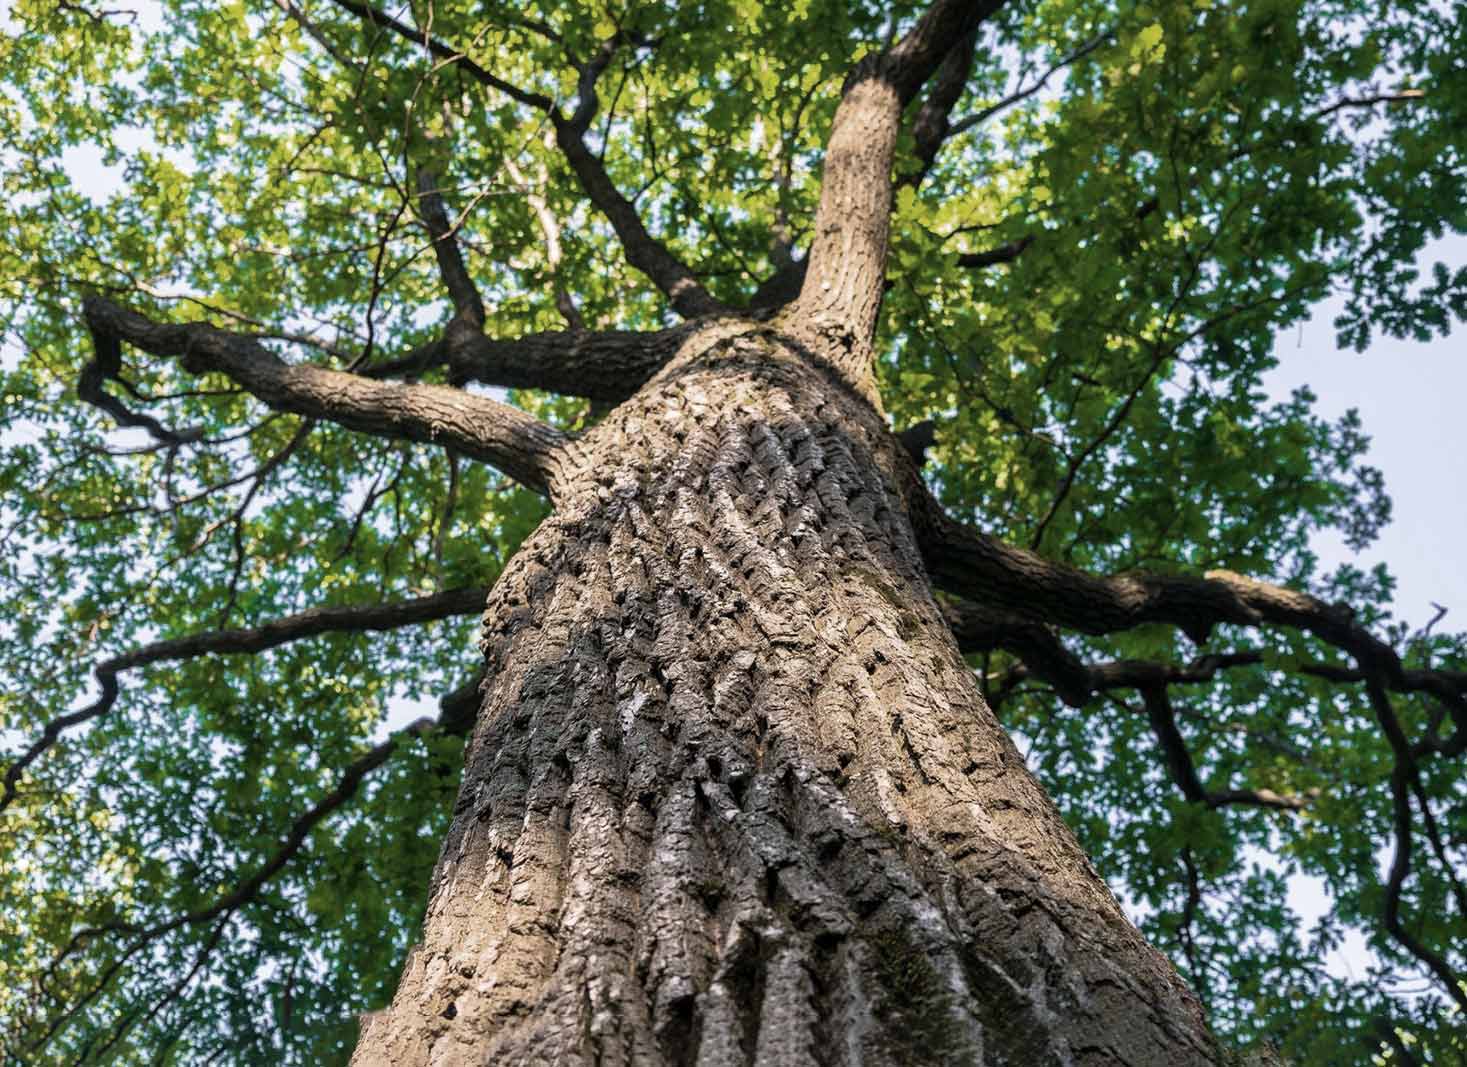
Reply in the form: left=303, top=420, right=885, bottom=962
left=1, top=0, right=1464, bottom=1062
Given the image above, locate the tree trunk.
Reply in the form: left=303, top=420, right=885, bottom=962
left=352, top=321, right=1218, bottom=1065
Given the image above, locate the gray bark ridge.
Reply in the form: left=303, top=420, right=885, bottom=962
left=352, top=322, right=1218, bottom=1066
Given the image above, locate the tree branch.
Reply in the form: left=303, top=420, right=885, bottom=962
left=27, top=701, right=469, bottom=1058
left=946, top=596, right=1458, bottom=731
left=952, top=596, right=1465, bottom=767
left=946, top=601, right=1314, bottom=809
left=1028, top=335, right=1176, bottom=550
left=324, top=0, right=552, bottom=110
left=1177, top=847, right=1208, bottom=1005
left=360, top=320, right=696, bottom=404
left=1136, top=684, right=1312, bottom=812
left=1, top=585, right=489, bottom=813
left=796, top=0, right=1008, bottom=364
left=962, top=86, right=1425, bottom=269
left=749, top=257, right=809, bottom=311
left=947, top=30, right=1111, bottom=139
left=81, top=296, right=576, bottom=497
left=549, top=35, right=726, bottom=318
left=77, top=317, right=203, bottom=446
left=903, top=27, right=980, bottom=187
left=930, top=515, right=1467, bottom=1002
left=1379, top=746, right=1467, bottom=1012
left=916, top=491, right=1409, bottom=674
left=1367, top=680, right=1467, bottom=1010
left=271, top=0, right=362, bottom=74
left=414, top=168, right=485, bottom=328
left=502, top=147, right=584, bottom=329
left=324, top=0, right=724, bottom=317
left=955, top=234, right=1033, bottom=269
left=437, top=669, right=487, bottom=736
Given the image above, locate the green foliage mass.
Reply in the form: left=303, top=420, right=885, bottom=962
left=0, top=0, right=1463, bottom=1063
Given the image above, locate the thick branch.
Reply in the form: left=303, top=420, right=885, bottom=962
left=795, top=0, right=1007, bottom=364
left=896, top=418, right=938, bottom=467
left=920, top=488, right=1467, bottom=802
left=903, top=28, right=980, bottom=186
left=952, top=596, right=1464, bottom=768
left=946, top=601, right=1312, bottom=810
left=437, top=669, right=487, bottom=736
left=917, top=493, right=1405, bottom=677
left=955, top=235, right=1033, bottom=269
left=948, top=596, right=1463, bottom=712
left=365, top=320, right=699, bottom=404
left=77, top=319, right=202, bottom=446
left=1137, top=685, right=1311, bottom=812
left=0, top=585, right=489, bottom=813
left=549, top=38, right=725, bottom=319
left=82, top=297, right=574, bottom=497
left=934, top=523, right=1467, bottom=983
left=749, top=257, right=808, bottom=310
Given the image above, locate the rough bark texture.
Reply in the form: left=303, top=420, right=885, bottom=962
left=351, top=320, right=1217, bottom=1066
left=81, top=297, right=574, bottom=496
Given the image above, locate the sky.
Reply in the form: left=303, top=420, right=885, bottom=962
left=1262, top=233, right=1467, bottom=632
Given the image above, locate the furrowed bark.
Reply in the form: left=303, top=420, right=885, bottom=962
left=353, top=320, right=1217, bottom=1066
left=81, top=297, right=575, bottom=498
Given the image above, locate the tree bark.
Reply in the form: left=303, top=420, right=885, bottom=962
left=351, top=319, right=1217, bottom=1065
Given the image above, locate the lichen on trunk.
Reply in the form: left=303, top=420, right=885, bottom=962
left=352, top=324, right=1218, bottom=1066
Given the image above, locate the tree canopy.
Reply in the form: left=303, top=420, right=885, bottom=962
left=1, top=0, right=1464, bottom=1063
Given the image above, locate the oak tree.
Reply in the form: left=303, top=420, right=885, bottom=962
left=1, top=0, right=1465, bottom=1063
